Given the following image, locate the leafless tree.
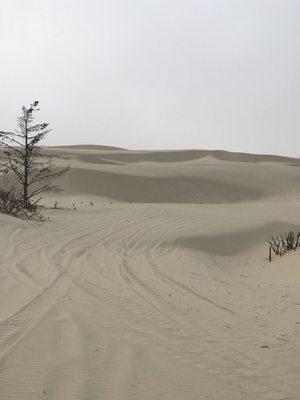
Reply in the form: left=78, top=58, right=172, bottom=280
left=0, top=101, right=68, bottom=210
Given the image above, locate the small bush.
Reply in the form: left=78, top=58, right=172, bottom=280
left=268, top=231, right=300, bottom=261
left=0, top=175, right=22, bottom=216
left=0, top=175, right=44, bottom=219
left=0, top=189, right=21, bottom=215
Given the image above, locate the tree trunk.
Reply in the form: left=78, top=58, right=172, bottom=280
left=23, top=113, right=29, bottom=209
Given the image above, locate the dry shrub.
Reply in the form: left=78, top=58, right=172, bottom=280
left=268, top=231, right=300, bottom=261
left=0, top=174, right=22, bottom=216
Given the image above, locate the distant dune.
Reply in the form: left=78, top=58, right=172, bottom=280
left=51, top=146, right=300, bottom=204
left=51, top=145, right=300, bottom=164
left=50, top=144, right=126, bottom=151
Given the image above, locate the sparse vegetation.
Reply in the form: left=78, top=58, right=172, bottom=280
left=268, top=231, right=300, bottom=261
left=0, top=175, right=21, bottom=216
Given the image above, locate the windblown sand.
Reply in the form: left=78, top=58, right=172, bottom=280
left=1, top=146, right=300, bottom=399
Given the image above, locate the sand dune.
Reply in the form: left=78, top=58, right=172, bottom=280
left=1, top=146, right=300, bottom=399
left=53, top=147, right=300, bottom=204
left=51, top=146, right=300, bottom=164
left=58, top=167, right=262, bottom=203
left=51, top=144, right=126, bottom=151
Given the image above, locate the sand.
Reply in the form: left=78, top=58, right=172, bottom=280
left=1, top=146, right=300, bottom=399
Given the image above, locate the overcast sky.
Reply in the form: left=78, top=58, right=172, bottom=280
left=0, top=0, right=299, bottom=156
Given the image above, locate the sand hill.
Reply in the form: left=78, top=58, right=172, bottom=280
left=0, top=146, right=300, bottom=399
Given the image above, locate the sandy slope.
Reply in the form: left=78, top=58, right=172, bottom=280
left=1, top=147, right=300, bottom=399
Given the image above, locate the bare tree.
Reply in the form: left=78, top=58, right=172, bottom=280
left=0, top=101, right=68, bottom=210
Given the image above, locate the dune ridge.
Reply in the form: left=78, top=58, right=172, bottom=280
left=50, top=146, right=300, bottom=204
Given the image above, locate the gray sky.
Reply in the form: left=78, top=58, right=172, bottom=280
left=0, top=0, right=299, bottom=156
